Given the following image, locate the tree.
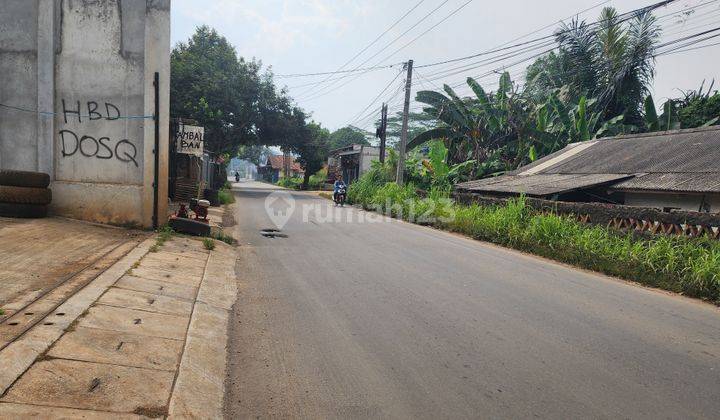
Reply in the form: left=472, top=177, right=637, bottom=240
left=171, top=26, right=263, bottom=154
left=171, top=26, right=300, bottom=155
left=529, top=7, right=661, bottom=126
left=328, top=126, right=369, bottom=150
left=409, top=73, right=536, bottom=177
left=385, top=110, right=436, bottom=148
left=237, top=145, right=272, bottom=166
left=293, top=120, right=331, bottom=190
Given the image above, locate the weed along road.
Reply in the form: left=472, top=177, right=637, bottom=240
left=225, top=181, right=720, bottom=419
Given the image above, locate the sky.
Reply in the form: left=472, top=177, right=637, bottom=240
left=171, top=0, right=720, bottom=131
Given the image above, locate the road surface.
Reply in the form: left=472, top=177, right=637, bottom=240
left=224, top=180, right=719, bottom=419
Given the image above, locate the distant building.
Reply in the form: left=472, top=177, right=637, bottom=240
left=327, top=144, right=380, bottom=184
left=258, top=155, right=304, bottom=183
left=456, top=126, right=720, bottom=213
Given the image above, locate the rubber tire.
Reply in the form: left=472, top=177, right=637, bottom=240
left=0, top=202, right=47, bottom=218
left=0, top=185, right=52, bottom=205
left=169, top=217, right=211, bottom=236
left=0, top=170, right=50, bottom=188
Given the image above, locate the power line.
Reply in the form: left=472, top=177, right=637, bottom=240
left=277, top=63, right=403, bottom=79
left=347, top=68, right=405, bottom=126
left=296, top=0, right=454, bottom=101
left=335, top=0, right=715, bottom=133
left=428, top=3, right=716, bottom=90
left=417, top=0, right=682, bottom=72
left=301, top=0, right=683, bottom=103
left=290, top=0, right=426, bottom=96
left=374, top=0, right=475, bottom=65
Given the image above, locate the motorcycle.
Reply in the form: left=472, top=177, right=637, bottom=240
left=334, top=185, right=347, bottom=207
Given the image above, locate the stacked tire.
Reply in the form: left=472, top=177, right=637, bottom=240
left=0, top=170, right=51, bottom=218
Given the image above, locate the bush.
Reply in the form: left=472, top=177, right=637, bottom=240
left=218, top=187, right=235, bottom=204
left=347, top=164, right=394, bottom=207
left=277, top=177, right=303, bottom=189
left=348, top=170, right=720, bottom=302
left=308, top=167, right=328, bottom=190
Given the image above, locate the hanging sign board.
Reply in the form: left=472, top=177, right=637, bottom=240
left=176, top=124, right=204, bottom=156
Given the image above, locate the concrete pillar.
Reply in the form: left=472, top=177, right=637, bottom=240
left=36, top=0, right=54, bottom=177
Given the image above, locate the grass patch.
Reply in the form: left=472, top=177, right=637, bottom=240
left=155, top=225, right=174, bottom=248
left=277, top=176, right=303, bottom=190
left=149, top=244, right=159, bottom=253
left=203, top=238, right=216, bottom=250
left=0, top=308, right=5, bottom=316
left=218, top=187, right=235, bottom=204
left=212, top=229, right=236, bottom=245
left=349, top=180, right=720, bottom=303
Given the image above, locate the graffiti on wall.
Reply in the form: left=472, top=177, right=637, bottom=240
left=58, top=99, right=139, bottom=167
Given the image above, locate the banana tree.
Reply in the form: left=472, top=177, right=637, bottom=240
left=532, top=93, right=624, bottom=157
left=408, top=72, right=532, bottom=176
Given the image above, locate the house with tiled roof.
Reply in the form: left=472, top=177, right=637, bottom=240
left=258, top=155, right=305, bottom=183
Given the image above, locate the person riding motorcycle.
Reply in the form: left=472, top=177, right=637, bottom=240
left=333, top=176, right=346, bottom=203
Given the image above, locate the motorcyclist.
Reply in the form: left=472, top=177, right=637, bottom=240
left=234, top=171, right=240, bottom=182
left=333, top=175, right=346, bottom=203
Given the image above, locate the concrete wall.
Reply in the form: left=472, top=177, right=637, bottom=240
left=359, top=146, right=380, bottom=175
left=624, top=191, right=720, bottom=213
left=0, top=0, right=170, bottom=228
left=0, top=1, right=39, bottom=171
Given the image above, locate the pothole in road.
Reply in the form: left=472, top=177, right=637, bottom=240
left=260, top=229, right=287, bottom=238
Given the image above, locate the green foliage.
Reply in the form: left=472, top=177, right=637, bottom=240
left=328, top=126, right=370, bottom=150
left=549, top=7, right=660, bottom=125
left=171, top=26, right=273, bottom=154
left=308, top=167, right=328, bottom=190
left=643, top=82, right=720, bottom=132
left=212, top=229, right=236, bottom=245
left=237, top=145, right=272, bottom=166
left=347, top=152, right=396, bottom=206
left=202, top=238, right=216, bottom=251
left=678, top=84, right=720, bottom=128
left=171, top=26, right=326, bottom=182
left=277, top=177, right=303, bottom=189
left=294, top=122, right=331, bottom=190
left=218, top=187, right=235, bottom=204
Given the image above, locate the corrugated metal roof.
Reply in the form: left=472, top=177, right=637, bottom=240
left=460, top=126, right=720, bottom=195
left=456, top=173, right=633, bottom=196
left=540, top=128, right=720, bottom=174
left=611, top=173, right=720, bottom=193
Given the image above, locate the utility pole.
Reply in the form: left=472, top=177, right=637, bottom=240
left=396, top=59, right=413, bottom=185
left=377, top=103, right=388, bottom=164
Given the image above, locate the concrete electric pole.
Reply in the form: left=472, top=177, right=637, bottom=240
left=396, top=60, right=413, bottom=185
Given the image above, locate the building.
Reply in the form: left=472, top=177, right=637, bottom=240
left=327, top=144, right=380, bottom=184
left=0, top=1, right=170, bottom=228
left=258, top=155, right=304, bottom=183
left=456, top=126, right=720, bottom=213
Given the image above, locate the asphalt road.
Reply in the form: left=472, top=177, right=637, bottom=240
left=224, top=180, right=720, bottom=419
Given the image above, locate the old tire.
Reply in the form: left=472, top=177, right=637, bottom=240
left=0, top=202, right=47, bottom=218
left=0, top=170, right=50, bottom=188
left=0, top=185, right=52, bottom=205
left=168, top=217, right=211, bottom=236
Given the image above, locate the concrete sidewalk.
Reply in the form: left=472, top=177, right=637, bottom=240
left=0, top=233, right=237, bottom=418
